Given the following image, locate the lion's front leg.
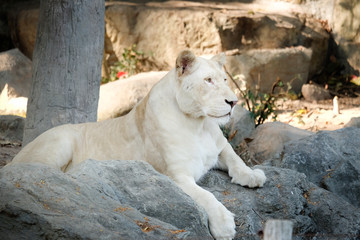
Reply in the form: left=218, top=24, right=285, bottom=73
left=172, top=175, right=236, bottom=240
left=219, top=143, right=266, bottom=188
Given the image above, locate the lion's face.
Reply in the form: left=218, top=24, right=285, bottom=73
left=175, top=51, right=238, bottom=125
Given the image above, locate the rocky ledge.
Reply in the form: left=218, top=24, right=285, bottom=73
left=1, top=127, right=360, bottom=239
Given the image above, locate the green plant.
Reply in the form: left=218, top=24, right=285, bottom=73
left=224, top=67, right=285, bottom=127
left=240, top=88, right=279, bottom=127
left=102, top=44, right=146, bottom=84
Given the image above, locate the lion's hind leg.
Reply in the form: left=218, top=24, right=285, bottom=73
left=9, top=125, right=76, bottom=171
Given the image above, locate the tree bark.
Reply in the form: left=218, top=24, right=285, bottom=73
left=23, top=0, right=105, bottom=146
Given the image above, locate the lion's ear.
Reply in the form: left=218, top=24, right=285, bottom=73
left=211, top=52, right=226, bottom=67
left=176, top=50, right=196, bottom=76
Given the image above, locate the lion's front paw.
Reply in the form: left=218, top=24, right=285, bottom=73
left=208, top=204, right=236, bottom=240
left=230, top=168, right=266, bottom=188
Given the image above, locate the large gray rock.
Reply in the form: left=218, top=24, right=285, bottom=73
left=345, top=117, right=360, bottom=128
left=8, top=8, right=39, bottom=60
left=8, top=2, right=330, bottom=79
left=0, top=115, right=24, bottom=144
left=97, top=71, right=167, bottom=120
left=0, top=160, right=211, bottom=240
left=247, top=122, right=313, bottom=164
left=0, top=48, right=32, bottom=98
left=224, top=105, right=255, bottom=147
left=199, top=166, right=360, bottom=240
left=225, top=47, right=312, bottom=94
left=0, top=84, right=27, bottom=116
left=280, top=127, right=360, bottom=208
left=0, top=48, right=31, bottom=116
left=332, top=0, right=360, bottom=43
left=301, top=83, right=332, bottom=102
left=2, top=159, right=360, bottom=239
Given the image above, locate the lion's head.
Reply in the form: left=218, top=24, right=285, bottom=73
left=175, top=50, right=238, bottom=125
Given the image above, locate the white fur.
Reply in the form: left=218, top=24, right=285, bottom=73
left=9, top=51, right=266, bottom=240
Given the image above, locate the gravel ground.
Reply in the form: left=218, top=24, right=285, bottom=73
left=271, top=97, right=360, bottom=131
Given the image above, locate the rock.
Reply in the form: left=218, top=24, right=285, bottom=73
left=105, top=3, right=222, bottom=71
left=215, top=10, right=303, bottom=51
left=0, top=48, right=32, bottom=98
left=306, top=186, right=360, bottom=239
left=301, top=83, right=332, bottom=101
left=0, top=84, right=27, bottom=117
left=302, top=0, right=336, bottom=24
left=0, top=48, right=32, bottom=116
left=304, top=0, right=360, bottom=72
left=247, top=122, right=313, bottom=164
left=0, top=115, right=24, bottom=144
left=0, top=70, right=167, bottom=121
left=332, top=0, right=360, bottom=43
left=2, top=159, right=360, bottom=240
left=8, top=7, right=39, bottom=59
left=298, top=15, right=330, bottom=76
left=224, top=105, right=255, bottom=147
left=7, top=2, right=330, bottom=79
left=280, top=127, right=360, bottom=208
left=345, top=117, right=360, bottom=128
left=0, top=160, right=211, bottom=240
left=198, top=166, right=360, bottom=239
left=222, top=106, right=257, bottom=167
left=226, top=47, right=312, bottom=94
left=340, top=42, right=360, bottom=74
left=97, top=71, right=167, bottom=121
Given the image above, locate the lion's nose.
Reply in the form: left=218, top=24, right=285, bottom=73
left=225, top=99, right=238, bottom=109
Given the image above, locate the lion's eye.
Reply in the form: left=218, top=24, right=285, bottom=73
left=205, top=77, right=213, bottom=85
left=224, top=78, right=227, bottom=82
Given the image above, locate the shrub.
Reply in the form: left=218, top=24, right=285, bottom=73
left=102, top=45, right=146, bottom=84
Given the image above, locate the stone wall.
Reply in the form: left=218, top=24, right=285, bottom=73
left=1, top=0, right=359, bottom=94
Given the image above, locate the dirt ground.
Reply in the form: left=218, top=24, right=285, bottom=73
left=270, top=96, right=360, bottom=132
left=1, top=97, right=359, bottom=169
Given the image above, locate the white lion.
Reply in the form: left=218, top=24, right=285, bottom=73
left=10, top=50, right=266, bottom=240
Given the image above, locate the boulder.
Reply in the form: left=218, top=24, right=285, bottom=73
left=97, top=71, right=167, bottom=121
left=344, top=117, right=360, bottom=128
left=224, top=105, right=255, bottom=147
left=0, top=48, right=32, bottom=98
left=0, top=84, right=28, bottom=117
left=332, top=0, right=360, bottom=43
left=0, top=48, right=32, bottom=116
left=340, top=42, right=360, bottom=73
left=225, top=47, right=312, bottom=94
left=222, top=106, right=257, bottom=166
left=301, top=83, right=332, bottom=102
left=280, top=127, right=360, bottom=208
left=104, top=3, right=222, bottom=71
left=8, top=7, right=39, bottom=59
left=7, top=2, right=330, bottom=81
left=199, top=166, right=360, bottom=239
left=247, top=122, right=313, bottom=164
left=0, top=115, right=24, bottom=144
left=103, top=2, right=329, bottom=83
left=0, top=70, right=167, bottom=120
left=0, top=160, right=211, bottom=240
left=2, top=159, right=360, bottom=240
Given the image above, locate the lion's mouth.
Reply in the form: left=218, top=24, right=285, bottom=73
left=208, top=112, right=231, bottom=118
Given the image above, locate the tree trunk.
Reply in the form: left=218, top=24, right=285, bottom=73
left=23, top=0, right=105, bottom=146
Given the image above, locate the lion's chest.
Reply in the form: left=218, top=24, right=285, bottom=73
left=192, top=131, right=221, bottom=181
